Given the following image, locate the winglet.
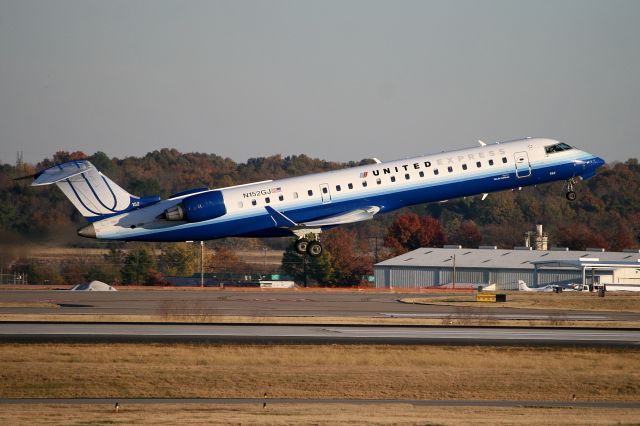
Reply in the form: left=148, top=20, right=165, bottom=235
left=478, top=140, right=486, bottom=146
left=265, top=206, right=297, bottom=228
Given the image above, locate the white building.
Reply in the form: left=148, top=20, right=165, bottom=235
left=374, top=247, right=640, bottom=290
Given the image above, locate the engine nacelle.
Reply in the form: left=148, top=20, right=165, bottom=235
left=164, top=190, right=227, bottom=222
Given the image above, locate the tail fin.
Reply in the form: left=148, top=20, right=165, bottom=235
left=517, top=280, right=531, bottom=291
left=30, top=160, right=141, bottom=221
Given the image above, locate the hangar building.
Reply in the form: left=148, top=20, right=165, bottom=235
left=374, top=246, right=640, bottom=290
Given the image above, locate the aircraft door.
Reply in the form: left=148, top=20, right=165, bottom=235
left=319, top=183, right=331, bottom=204
left=514, top=151, right=532, bottom=178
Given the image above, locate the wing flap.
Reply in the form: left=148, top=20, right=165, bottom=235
left=301, top=206, right=380, bottom=227
left=265, top=206, right=381, bottom=230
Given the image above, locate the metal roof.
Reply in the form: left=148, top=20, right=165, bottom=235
left=375, top=247, right=640, bottom=270
left=533, top=259, right=640, bottom=269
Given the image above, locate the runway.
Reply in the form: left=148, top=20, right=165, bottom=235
left=1, top=323, right=639, bottom=346
left=1, top=289, right=639, bottom=322
left=1, top=398, right=638, bottom=409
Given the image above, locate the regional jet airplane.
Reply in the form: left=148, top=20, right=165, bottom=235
left=26, top=138, right=604, bottom=257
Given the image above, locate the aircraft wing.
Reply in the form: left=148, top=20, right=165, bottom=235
left=301, top=206, right=381, bottom=227
left=265, top=206, right=380, bottom=229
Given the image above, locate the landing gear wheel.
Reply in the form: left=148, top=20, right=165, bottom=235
left=306, top=241, right=323, bottom=257
left=566, top=191, right=577, bottom=201
left=295, top=238, right=309, bottom=254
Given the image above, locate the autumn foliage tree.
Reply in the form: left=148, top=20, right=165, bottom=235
left=449, top=219, right=483, bottom=248
left=555, top=224, right=610, bottom=250
left=384, top=212, right=447, bottom=256
left=158, top=243, right=199, bottom=276
left=281, top=239, right=334, bottom=286
left=120, top=247, right=157, bottom=284
left=323, top=228, right=373, bottom=286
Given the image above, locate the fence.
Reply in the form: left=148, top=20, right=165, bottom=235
left=0, top=273, right=28, bottom=285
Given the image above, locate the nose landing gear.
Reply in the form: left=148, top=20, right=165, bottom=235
left=565, top=178, right=578, bottom=201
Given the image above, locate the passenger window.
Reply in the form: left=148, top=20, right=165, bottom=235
left=336, top=185, right=341, bottom=191
left=419, top=171, right=424, bottom=177
left=462, top=164, right=468, bottom=170
left=348, top=183, right=353, bottom=189
left=322, top=187, right=328, bottom=194
left=251, top=199, right=257, bottom=206
left=265, top=197, right=270, bottom=203
left=238, top=201, right=243, bottom=208
left=376, top=178, right=382, bottom=185
left=293, top=192, right=299, bottom=199
left=447, top=166, right=453, bottom=173
left=362, top=181, right=368, bottom=187
left=391, top=176, right=396, bottom=182
left=502, top=157, right=507, bottom=164
left=278, top=195, right=284, bottom=201
left=307, top=190, right=313, bottom=196
left=489, top=159, right=494, bottom=166
left=476, top=161, right=481, bottom=168
left=405, top=173, right=410, bottom=180
left=434, top=169, right=439, bottom=175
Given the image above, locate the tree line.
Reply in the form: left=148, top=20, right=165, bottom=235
left=1, top=150, right=639, bottom=286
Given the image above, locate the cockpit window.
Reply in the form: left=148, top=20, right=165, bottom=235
left=544, top=142, right=573, bottom=154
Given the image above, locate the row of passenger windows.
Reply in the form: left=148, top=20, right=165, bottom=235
left=238, top=156, right=509, bottom=208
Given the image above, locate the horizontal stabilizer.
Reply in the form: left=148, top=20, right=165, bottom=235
left=28, top=160, right=140, bottom=220
left=31, top=161, right=93, bottom=186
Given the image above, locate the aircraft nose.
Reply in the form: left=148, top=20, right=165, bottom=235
left=593, top=156, right=605, bottom=168
left=77, top=224, right=96, bottom=238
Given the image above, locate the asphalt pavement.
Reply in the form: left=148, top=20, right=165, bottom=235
left=1, top=289, right=638, bottom=321
left=1, top=323, right=639, bottom=346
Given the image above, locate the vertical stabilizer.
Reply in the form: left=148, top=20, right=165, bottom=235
left=31, top=160, right=138, bottom=221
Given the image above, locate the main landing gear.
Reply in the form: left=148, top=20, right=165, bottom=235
left=565, top=178, right=578, bottom=201
left=294, top=237, right=323, bottom=257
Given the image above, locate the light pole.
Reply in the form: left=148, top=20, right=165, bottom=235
left=263, top=247, right=267, bottom=277
left=186, top=241, right=205, bottom=288
left=200, top=241, right=204, bottom=288
left=449, top=254, right=456, bottom=289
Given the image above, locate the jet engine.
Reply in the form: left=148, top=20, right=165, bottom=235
left=164, top=190, right=227, bottom=222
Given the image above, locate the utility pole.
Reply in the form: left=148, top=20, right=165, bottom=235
left=452, top=254, right=456, bottom=290
left=200, top=241, right=204, bottom=288
left=263, top=247, right=267, bottom=277
left=303, top=256, right=308, bottom=288
left=373, top=235, right=379, bottom=264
